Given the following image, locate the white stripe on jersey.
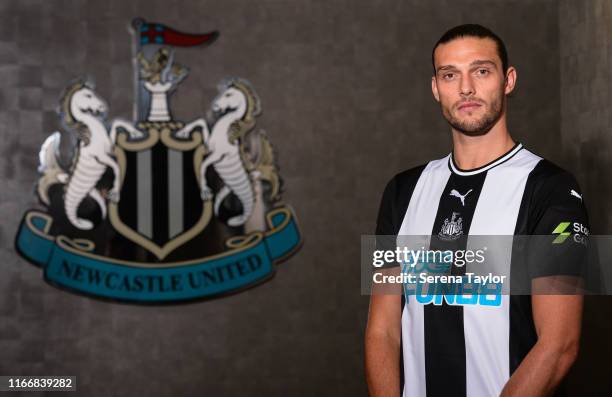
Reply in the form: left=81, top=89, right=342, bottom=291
left=465, top=148, right=541, bottom=396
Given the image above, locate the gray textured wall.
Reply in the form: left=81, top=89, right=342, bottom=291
left=560, top=1, right=612, bottom=394
left=2, top=0, right=606, bottom=396
left=560, top=0, right=612, bottom=233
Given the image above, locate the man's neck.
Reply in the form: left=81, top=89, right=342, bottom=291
left=451, top=124, right=515, bottom=171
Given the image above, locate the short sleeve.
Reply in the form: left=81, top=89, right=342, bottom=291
left=375, top=177, right=400, bottom=267
left=527, top=171, right=590, bottom=279
left=376, top=176, right=398, bottom=236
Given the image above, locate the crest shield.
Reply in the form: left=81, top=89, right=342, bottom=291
left=109, top=123, right=212, bottom=260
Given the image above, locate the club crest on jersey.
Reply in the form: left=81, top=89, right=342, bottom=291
left=15, top=18, right=301, bottom=303
left=439, top=212, right=463, bottom=240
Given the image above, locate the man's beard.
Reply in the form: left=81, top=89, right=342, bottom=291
left=442, top=93, right=504, bottom=136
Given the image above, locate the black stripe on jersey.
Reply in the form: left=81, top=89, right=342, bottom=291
left=509, top=158, right=549, bottom=376
left=424, top=171, right=487, bottom=397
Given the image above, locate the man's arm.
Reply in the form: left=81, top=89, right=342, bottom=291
left=367, top=174, right=407, bottom=396
left=500, top=291, right=583, bottom=397
left=501, top=167, right=587, bottom=396
left=365, top=292, right=402, bottom=397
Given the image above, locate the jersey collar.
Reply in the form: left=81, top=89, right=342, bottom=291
left=449, top=142, right=523, bottom=176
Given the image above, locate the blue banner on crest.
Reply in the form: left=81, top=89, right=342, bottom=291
left=15, top=207, right=300, bottom=303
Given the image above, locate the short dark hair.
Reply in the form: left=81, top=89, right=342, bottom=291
left=432, top=24, right=509, bottom=75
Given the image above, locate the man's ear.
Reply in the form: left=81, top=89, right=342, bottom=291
left=504, top=66, right=517, bottom=95
left=431, top=75, right=440, bottom=102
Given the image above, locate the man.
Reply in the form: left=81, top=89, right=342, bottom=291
left=365, top=24, right=588, bottom=397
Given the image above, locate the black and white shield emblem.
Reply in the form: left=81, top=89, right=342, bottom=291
left=110, top=123, right=213, bottom=260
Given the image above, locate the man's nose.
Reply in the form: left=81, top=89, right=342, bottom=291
left=459, top=74, right=475, bottom=97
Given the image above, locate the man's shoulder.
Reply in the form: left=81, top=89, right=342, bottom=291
left=390, top=156, right=449, bottom=188
left=527, top=155, right=575, bottom=181
left=520, top=152, right=587, bottom=231
left=524, top=155, right=581, bottom=197
left=392, top=163, right=429, bottom=186
left=376, top=163, right=432, bottom=235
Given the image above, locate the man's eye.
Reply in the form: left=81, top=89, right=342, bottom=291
left=477, top=69, right=489, bottom=76
left=443, top=73, right=454, bottom=80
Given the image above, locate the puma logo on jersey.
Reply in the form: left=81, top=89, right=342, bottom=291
left=449, top=189, right=473, bottom=206
left=570, top=189, right=582, bottom=201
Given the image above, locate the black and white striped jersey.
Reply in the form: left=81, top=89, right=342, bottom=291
left=375, top=143, right=589, bottom=397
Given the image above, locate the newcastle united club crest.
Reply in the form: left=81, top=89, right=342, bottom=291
left=15, top=19, right=301, bottom=303
left=438, top=212, right=463, bottom=240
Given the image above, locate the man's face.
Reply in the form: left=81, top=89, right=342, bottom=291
left=432, top=37, right=514, bottom=136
